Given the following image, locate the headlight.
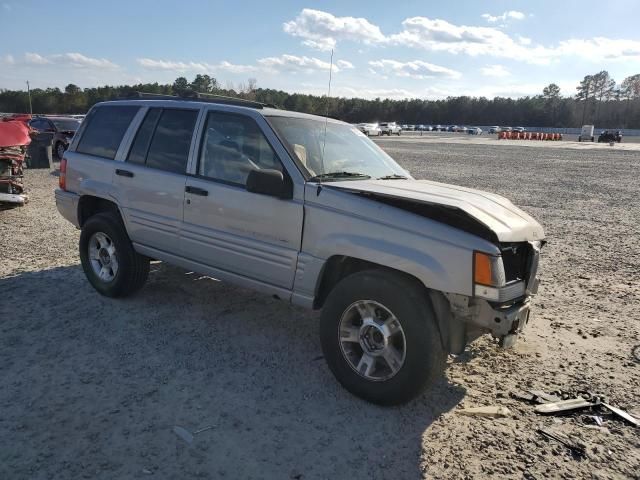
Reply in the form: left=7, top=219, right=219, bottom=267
left=473, top=251, right=506, bottom=302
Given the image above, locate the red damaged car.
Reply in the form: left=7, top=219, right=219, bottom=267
left=0, top=115, right=32, bottom=208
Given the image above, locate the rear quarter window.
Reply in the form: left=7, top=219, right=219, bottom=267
left=76, top=105, right=139, bottom=159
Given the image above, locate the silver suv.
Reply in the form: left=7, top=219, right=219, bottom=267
left=56, top=94, right=544, bottom=405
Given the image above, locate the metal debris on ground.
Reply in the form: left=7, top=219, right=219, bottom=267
left=510, top=391, right=538, bottom=403
left=535, top=397, right=601, bottom=415
left=172, top=426, right=194, bottom=444
left=529, top=390, right=562, bottom=403
left=601, top=403, right=639, bottom=427
left=537, top=428, right=586, bottom=458
left=585, top=415, right=604, bottom=426
left=457, top=406, right=512, bottom=418
left=172, top=424, right=217, bottom=444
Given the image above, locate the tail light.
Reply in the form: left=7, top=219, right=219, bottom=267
left=59, top=157, right=67, bottom=190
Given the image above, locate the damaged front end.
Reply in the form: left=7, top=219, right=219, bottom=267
left=325, top=181, right=545, bottom=352
left=431, top=240, right=543, bottom=353
left=0, top=115, right=32, bottom=208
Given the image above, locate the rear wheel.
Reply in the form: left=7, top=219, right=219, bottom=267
left=79, top=212, right=149, bottom=297
left=55, top=142, right=66, bottom=160
left=320, top=269, right=445, bottom=405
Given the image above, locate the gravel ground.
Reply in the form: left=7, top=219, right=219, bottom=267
left=1, top=137, right=639, bottom=479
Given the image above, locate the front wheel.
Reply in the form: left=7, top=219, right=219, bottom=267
left=79, top=212, right=149, bottom=297
left=320, top=270, right=445, bottom=405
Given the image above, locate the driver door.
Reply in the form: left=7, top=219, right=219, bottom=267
left=181, top=110, right=303, bottom=289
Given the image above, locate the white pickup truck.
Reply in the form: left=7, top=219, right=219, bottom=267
left=55, top=94, right=545, bottom=405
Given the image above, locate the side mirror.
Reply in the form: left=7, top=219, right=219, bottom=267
left=246, top=169, right=292, bottom=199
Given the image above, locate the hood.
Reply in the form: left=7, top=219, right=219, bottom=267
left=325, top=179, right=545, bottom=243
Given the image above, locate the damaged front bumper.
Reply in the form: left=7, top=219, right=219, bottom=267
left=430, top=250, right=541, bottom=354
left=439, top=291, right=537, bottom=352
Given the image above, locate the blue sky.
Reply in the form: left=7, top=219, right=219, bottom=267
left=1, top=0, right=639, bottom=99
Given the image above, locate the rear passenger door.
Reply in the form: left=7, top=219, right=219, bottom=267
left=66, top=105, right=140, bottom=201
left=182, top=110, right=303, bottom=289
left=113, top=106, right=199, bottom=254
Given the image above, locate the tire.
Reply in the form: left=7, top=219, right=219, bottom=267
left=55, top=142, right=66, bottom=160
left=320, top=269, right=445, bottom=405
left=397, top=130, right=401, bottom=136
left=79, top=212, right=149, bottom=297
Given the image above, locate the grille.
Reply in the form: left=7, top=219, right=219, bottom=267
left=501, top=243, right=531, bottom=283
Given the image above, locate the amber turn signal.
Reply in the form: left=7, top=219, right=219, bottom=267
left=474, top=251, right=494, bottom=286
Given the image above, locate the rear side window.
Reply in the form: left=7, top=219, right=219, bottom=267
left=76, top=106, right=139, bottom=159
left=127, top=108, right=197, bottom=174
left=127, top=108, right=161, bottom=165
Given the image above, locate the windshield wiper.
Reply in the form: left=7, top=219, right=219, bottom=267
left=308, top=171, right=371, bottom=182
left=378, top=174, right=408, bottom=180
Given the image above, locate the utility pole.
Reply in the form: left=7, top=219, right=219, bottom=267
left=26, top=80, right=33, bottom=115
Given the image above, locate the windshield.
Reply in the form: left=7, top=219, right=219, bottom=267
left=268, top=116, right=410, bottom=180
left=52, top=119, right=81, bottom=131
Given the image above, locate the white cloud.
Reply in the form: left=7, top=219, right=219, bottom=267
left=283, top=9, right=640, bottom=65
left=216, top=60, right=258, bottom=74
left=480, top=64, right=510, bottom=77
left=137, top=58, right=257, bottom=73
left=481, top=11, right=526, bottom=23
left=24, top=52, right=51, bottom=65
left=518, top=35, right=532, bottom=45
left=137, top=54, right=353, bottom=75
left=368, top=59, right=460, bottom=79
left=24, top=52, right=118, bottom=69
left=553, top=37, right=640, bottom=60
left=258, top=54, right=348, bottom=73
left=1, top=54, right=15, bottom=65
left=336, top=59, right=354, bottom=69
left=53, top=53, right=118, bottom=69
left=283, top=8, right=386, bottom=51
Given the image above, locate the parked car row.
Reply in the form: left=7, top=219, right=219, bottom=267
left=357, top=123, right=486, bottom=135
left=488, top=126, right=526, bottom=134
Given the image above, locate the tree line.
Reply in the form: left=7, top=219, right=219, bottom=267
left=1, top=71, right=639, bottom=128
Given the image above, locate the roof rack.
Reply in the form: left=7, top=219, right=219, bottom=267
left=122, top=91, right=267, bottom=109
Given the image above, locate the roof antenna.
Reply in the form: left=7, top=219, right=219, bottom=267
left=317, top=48, right=334, bottom=196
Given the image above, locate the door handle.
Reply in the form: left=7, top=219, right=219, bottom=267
left=185, top=185, right=208, bottom=196
left=115, top=169, right=134, bottom=178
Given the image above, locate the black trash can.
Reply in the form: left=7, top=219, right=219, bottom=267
left=27, top=132, right=53, bottom=169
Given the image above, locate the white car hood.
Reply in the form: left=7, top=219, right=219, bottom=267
left=326, top=179, right=545, bottom=243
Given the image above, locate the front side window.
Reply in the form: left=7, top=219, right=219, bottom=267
left=127, top=108, right=197, bottom=174
left=198, top=112, right=282, bottom=186
left=267, top=116, right=409, bottom=180
left=76, top=106, right=139, bottom=159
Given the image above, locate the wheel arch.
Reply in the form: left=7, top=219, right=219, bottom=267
left=77, top=195, right=123, bottom=227
left=313, top=254, right=462, bottom=354
left=313, top=254, right=431, bottom=309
